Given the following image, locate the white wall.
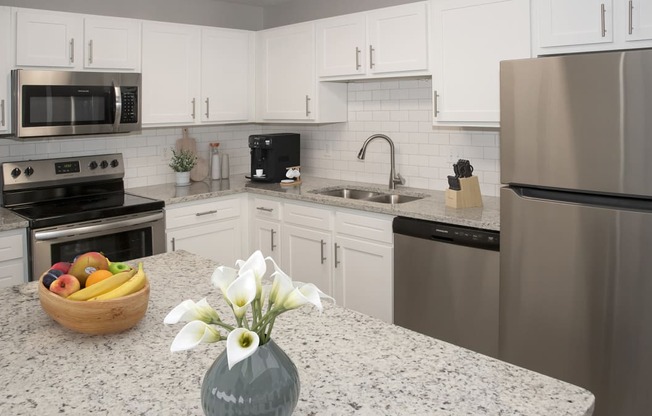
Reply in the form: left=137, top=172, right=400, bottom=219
left=0, top=0, right=264, bottom=30
left=0, top=78, right=500, bottom=196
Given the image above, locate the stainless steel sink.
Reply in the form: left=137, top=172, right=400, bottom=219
left=315, top=188, right=385, bottom=200
left=312, top=187, right=424, bottom=204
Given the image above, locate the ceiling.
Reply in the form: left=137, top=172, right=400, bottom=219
left=220, top=0, right=297, bottom=7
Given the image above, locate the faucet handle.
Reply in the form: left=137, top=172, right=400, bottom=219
left=394, top=173, right=406, bottom=186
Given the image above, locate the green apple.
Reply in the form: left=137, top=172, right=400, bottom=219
left=108, top=262, right=132, bottom=274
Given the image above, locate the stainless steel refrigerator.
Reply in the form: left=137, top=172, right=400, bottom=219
left=500, top=49, right=652, bottom=416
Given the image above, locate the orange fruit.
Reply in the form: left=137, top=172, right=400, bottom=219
left=85, top=269, right=113, bottom=287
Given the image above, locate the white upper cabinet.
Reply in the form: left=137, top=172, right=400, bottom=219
left=431, top=0, right=531, bottom=127
left=83, top=17, right=140, bottom=70
left=0, top=7, right=9, bottom=134
left=141, top=21, right=201, bottom=125
left=201, top=28, right=254, bottom=122
left=534, top=0, right=652, bottom=54
left=15, top=9, right=140, bottom=71
left=257, top=22, right=347, bottom=122
left=316, top=2, right=429, bottom=80
left=15, top=9, right=82, bottom=68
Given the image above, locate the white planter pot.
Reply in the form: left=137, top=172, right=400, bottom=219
left=175, top=171, right=191, bottom=186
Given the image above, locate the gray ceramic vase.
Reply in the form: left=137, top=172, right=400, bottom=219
left=201, top=339, right=300, bottom=416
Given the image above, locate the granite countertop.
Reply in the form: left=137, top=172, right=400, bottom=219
left=0, top=251, right=593, bottom=415
left=128, top=176, right=500, bottom=231
left=0, top=207, right=29, bottom=231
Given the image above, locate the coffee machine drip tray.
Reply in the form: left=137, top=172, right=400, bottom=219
left=248, top=133, right=300, bottom=183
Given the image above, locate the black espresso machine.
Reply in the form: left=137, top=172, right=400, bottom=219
left=248, top=133, right=300, bottom=182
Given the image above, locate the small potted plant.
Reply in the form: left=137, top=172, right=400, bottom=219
left=169, top=148, right=197, bottom=186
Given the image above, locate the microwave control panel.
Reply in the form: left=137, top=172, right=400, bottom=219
left=120, top=87, right=138, bottom=124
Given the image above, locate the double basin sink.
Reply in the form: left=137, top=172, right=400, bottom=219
left=311, top=187, right=424, bottom=204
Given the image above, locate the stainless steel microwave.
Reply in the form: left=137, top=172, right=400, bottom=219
left=10, top=69, right=141, bottom=138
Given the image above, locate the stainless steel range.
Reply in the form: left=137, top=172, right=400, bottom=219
left=0, top=153, right=165, bottom=280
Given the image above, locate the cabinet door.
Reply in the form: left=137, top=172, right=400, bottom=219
left=259, top=23, right=316, bottom=120
left=201, top=28, right=253, bottom=122
left=316, top=14, right=366, bottom=77
left=432, top=0, right=531, bottom=125
left=168, top=218, right=242, bottom=268
left=84, top=17, right=140, bottom=70
left=252, top=218, right=281, bottom=266
left=366, top=2, right=428, bottom=74
left=0, top=7, right=10, bottom=134
left=335, top=235, right=393, bottom=323
left=625, top=0, right=652, bottom=42
left=142, top=22, right=200, bottom=125
left=15, top=10, right=82, bottom=68
left=538, top=0, right=613, bottom=47
left=281, top=224, right=333, bottom=296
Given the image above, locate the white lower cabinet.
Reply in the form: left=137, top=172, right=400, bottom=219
left=249, top=196, right=394, bottom=323
left=0, top=228, right=27, bottom=288
left=165, top=196, right=245, bottom=268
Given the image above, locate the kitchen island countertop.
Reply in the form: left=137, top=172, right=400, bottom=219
left=128, top=175, right=500, bottom=231
left=0, top=251, right=593, bottom=415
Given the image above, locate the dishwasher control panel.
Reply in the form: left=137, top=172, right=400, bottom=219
left=393, top=216, right=499, bottom=251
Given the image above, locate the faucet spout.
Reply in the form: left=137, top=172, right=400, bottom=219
left=357, top=134, right=405, bottom=190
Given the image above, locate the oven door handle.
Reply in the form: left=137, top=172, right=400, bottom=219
left=33, top=212, right=164, bottom=241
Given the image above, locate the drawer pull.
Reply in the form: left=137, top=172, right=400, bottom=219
left=601, top=3, right=607, bottom=37
left=271, top=229, right=277, bottom=251
left=334, top=242, right=340, bottom=268
left=195, top=210, right=217, bottom=216
left=256, top=207, right=274, bottom=212
left=171, top=237, right=176, bottom=251
left=320, top=239, right=326, bottom=264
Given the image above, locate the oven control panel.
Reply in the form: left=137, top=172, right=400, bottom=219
left=1, top=154, right=125, bottom=189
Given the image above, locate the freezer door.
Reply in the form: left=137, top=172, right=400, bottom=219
left=500, top=49, right=652, bottom=198
left=500, top=187, right=652, bottom=416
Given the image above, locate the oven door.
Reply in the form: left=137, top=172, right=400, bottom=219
left=29, top=211, right=165, bottom=280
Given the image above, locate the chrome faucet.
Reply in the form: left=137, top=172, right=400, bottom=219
left=357, top=133, right=405, bottom=190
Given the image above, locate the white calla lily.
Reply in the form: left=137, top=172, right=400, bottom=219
left=282, top=283, right=334, bottom=312
left=226, top=328, right=260, bottom=369
left=211, top=265, right=238, bottom=298
left=170, top=320, right=222, bottom=352
left=164, top=298, right=220, bottom=324
left=238, top=250, right=266, bottom=295
left=269, top=269, right=294, bottom=306
left=225, top=269, right=257, bottom=318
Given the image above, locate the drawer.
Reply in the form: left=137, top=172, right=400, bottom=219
left=0, top=232, right=24, bottom=262
left=284, top=202, right=332, bottom=230
left=335, top=211, right=393, bottom=244
left=252, top=198, right=282, bottom=221
left=0, top=260, right=25, bottom=288
left=166, top=197, right=241, bottom=229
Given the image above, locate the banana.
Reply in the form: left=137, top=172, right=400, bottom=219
left=67, top=268, right=136, bottom=301
left=92, top=262, right=147, bottom=301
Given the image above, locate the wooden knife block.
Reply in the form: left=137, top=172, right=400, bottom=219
left=445, top=176, right=483, bottom=209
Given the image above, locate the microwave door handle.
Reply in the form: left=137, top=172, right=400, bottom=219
left=113, top=81, right=122, bottom=131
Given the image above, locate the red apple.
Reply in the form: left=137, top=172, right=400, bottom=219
left=50, top=262, right=72, bottom=274
left=49, top=274, right=81, bottom=297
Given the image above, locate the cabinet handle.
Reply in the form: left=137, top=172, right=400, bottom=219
left=171, top=237, right=176, bottom=251
left=629, top=0, right=634, bottom=35
left=88, top=39, right=93, bottom=64
left=433, top=90, right=440, bottom=118
left=334, top=242, right=340, bottom=268
left=191, top=98, right=196, bottom=119
left=271, top=229, right=277, bottom=251
left=195, top=210, right=217, bottom=216
left=69, top=38, right=75, bottom=63
left=320, top=239, right=326, bottom=264
left=205, top=97, right=210, bottom=119
left=305, top=95, right=311, bottom=117
left=369, top=45, right=375, bottom=69
left=0, top=99, right=4, bottom=127
left=601, top=3, right=607, bottom=37
left=355, top=47, right=361, bottom=70
left=256, top=206, right=273, bottom=212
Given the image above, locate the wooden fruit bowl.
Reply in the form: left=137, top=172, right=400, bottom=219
left=38, top=274, right=150, bottom=335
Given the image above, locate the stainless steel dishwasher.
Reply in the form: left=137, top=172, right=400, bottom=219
left=393, top=216, right=500, bottom=357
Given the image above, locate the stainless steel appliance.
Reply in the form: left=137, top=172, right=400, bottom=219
left=10, top=69, right=141, bottom=138
left=0, top=154, right=164, bottom=279
left=248, top=133, right=300, bottom=183
left=393, top=217, right=500, bottom=357
left=500, top=49, right=652, bottom=415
